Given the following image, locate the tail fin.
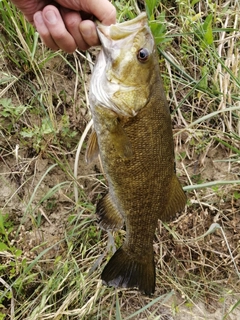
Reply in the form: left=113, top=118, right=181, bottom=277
left=101, top=247, right=155, bottom=295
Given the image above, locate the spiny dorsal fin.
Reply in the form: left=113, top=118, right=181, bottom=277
left=162, top=175, right=187, bottom=221
left=85, top=129, right=99, bottom=164
left=96, top=193, right=124, bottom=231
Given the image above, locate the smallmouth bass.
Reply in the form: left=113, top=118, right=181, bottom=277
left=87, top=13, right=186, bottom=295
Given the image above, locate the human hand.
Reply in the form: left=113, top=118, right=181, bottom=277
left=10, top=0, right=116, bottom=53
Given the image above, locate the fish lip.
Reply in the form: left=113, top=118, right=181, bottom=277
left=97, top=12, right=148, bottom=45
left=97, top=12, right=147, bottom=30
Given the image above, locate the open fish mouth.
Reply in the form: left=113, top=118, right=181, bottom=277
left=97, top=12, right=148, bottom=45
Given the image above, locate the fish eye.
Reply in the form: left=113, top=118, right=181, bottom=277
left=137, top=48, right=149, bottom=62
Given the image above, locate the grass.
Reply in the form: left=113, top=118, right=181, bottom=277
left=0, top=0, right=240, bottom=319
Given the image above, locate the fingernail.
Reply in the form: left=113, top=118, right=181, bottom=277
left=81, top=29, right=92, bottom=37
left=80, top=24, right=92, bottom=37
left=34, top=12, right=43, bottom=24
left=44, top=10, right=57, bottom=24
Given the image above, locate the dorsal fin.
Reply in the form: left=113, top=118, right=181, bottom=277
left=85, top=129, right=99, bottom=164
left=96, top=193, right=124, bottom=231
left=161, top=175, right=186, bottom=221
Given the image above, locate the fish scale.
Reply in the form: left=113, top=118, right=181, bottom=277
left=87, top=12, right=186, bottom=295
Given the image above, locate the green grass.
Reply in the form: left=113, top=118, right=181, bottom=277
left=0, top=0, right=240, bottom=319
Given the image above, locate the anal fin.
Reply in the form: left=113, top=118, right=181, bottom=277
left=96, top=193, right=124, bottom=231
left=162, top=175, right=187, bottom=220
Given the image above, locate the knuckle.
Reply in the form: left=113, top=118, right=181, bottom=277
left=65, top=16, right=79, bottom=29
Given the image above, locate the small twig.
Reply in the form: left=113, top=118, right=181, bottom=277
left=39, top=207, right=52, bottom=225
left=14, top=144, right=19, bottom=165
left=75, top=49, right=95, bottom=68
left=74, top=119, right=93, bottom=205
left=181, top=162, right=204, bottom=211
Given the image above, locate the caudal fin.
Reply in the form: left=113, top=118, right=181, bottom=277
left=101, top=247, right=155, bottom=295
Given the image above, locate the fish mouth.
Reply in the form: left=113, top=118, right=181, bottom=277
left=97, top=12, right=148, bottom=46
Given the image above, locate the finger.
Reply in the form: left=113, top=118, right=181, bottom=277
left=34, top=11, right=59, bottom=51
left=83, top=0, right=116, bottom=25
left=60, top=8, right=89, bottom=51
left=56, top=0, right=116, bottom=25
left=10, top=0, right=45, bottom=23
left=42, top=5, right=77, bottom=53
left=79, top=20, right=100, bottom=47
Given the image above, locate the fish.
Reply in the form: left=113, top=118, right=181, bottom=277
left=87, top=12, right=186, bottom=295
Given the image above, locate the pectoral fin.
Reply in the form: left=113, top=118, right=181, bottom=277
left=96, top=193, right=124, bottom=231
left=95, top=105, right=133, bottom=160
left=162, top=175, right=187, bottom=220
left=112, top=128, right=133, bottom=160
left=85, top=129, right=99, bottom=164
left=105, top=115, right=133, bottom=160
